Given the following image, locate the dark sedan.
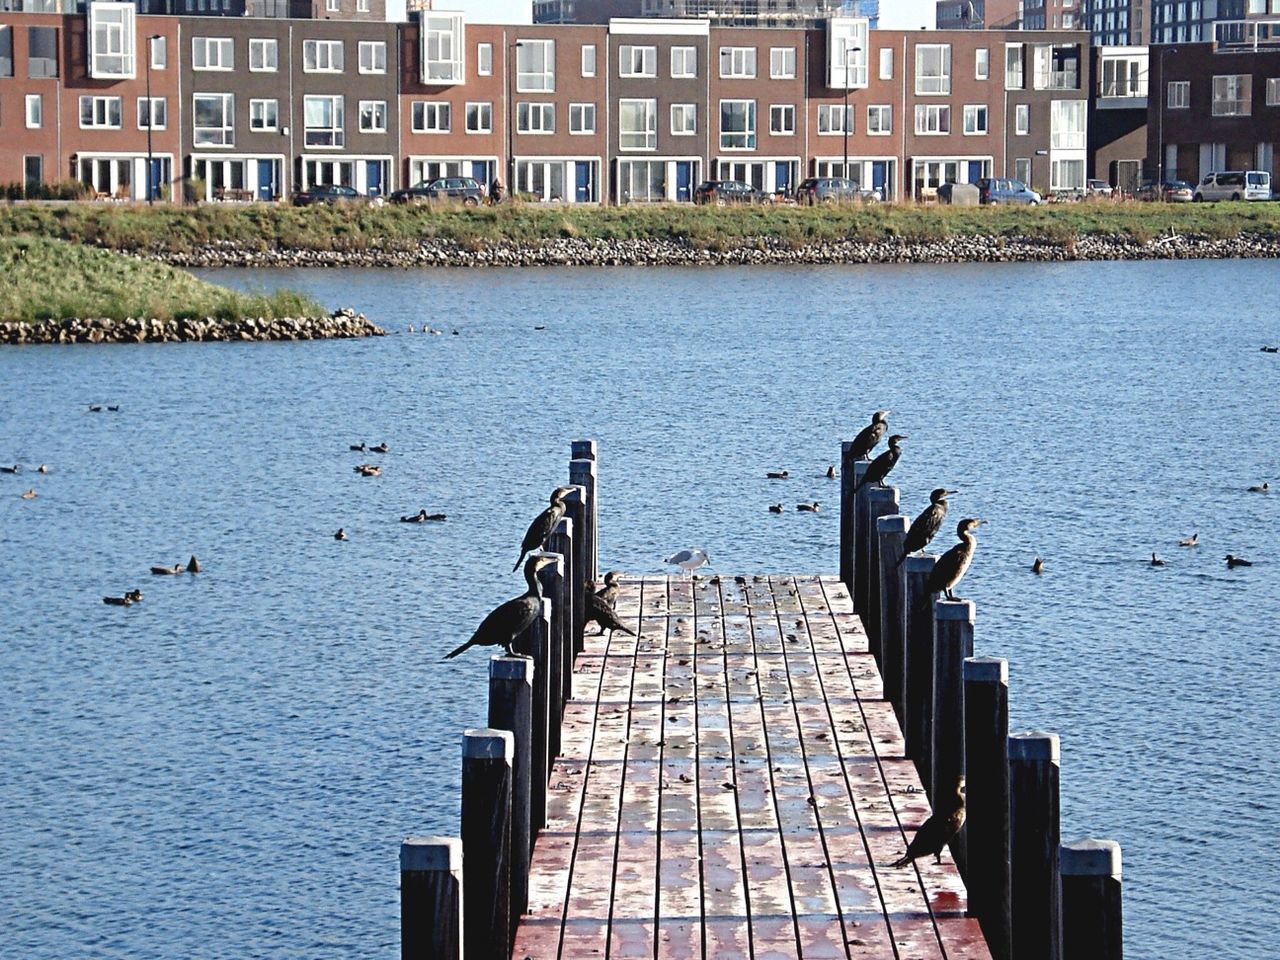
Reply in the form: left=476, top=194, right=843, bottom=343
left=1135, top=180, right=1194, bottom=203
left=391, top=177, right=484, bottom=206
left=692, top=180, right=767, bottom=206
left=291, top=184, right=366, bottom=207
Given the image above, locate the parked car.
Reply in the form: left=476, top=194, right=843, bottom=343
left=1136, top=180, right=1194, bottom=203
left=795, top=177, right=880, bottom=205
left=975, top=177, right=1042, bottom=205
left=291, top=184, right=366, bottom=207
left=1193, top=170, right=1272, bottom=202
left=692, top=180, right=767, bottom=206
left=1086, top=179, right=1114, bottom=198
left=391, top=176, right=484, bottom=206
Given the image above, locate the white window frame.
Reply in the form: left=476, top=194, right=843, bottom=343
left=137, top=96, right=167, bottom=130
left=915, top=43, right=951, bottom=95
left=1267, top=77, right=1280, bottom=106
left=150, top=35, right=167, bottom=70
left=26, top=94, right=43, bottom=129
left=770, top=103, right=795, bottom=135
left=516, top=101, right=555, bottom=134
left=423, top=14, right=465, bottom=84
left=719, top=46, right=756, bottom=79
left=619, top=44, right=656, bottom=78
left=516, top=38, right=555, bottom=93
left=193, top=36, right=234, bottom=72
left=867, top=103, right=891, bottom=136
left=671, top=102, right=697, bottom=136
left=1005, top=43, right=1025, bottom=90
left=913, top=103, right=951, bottom=135
left=770, top=46, right=795, bottom=79
left=719, top=98, right=756, bottom=150
left=619, top=97, right=657, bottom=150
left=963, top=103, right=988, bottom=135
left=192, top=92, right=234, bottom=147
left=358, top=41, right=386, bottom=75
left=249, top=38, right=277, bottom=72
left=1167, top=80, right=1190, bottom=109
left=671, top=45, right=697, bottom=78
left=325, top=0, right=338, bottom=11
left=88, top=1, right=136, bottom=80
left=412, top=101, right=452, bottom=133
left=79, top=94, right=122, bottom=129
left=879, top=47, right=893, bottom=80
left=358, top=0, right=369, bottom=10
left=1051, top=158, right=1085, bottom=191
left=1050, top=99, right=1086, bottom=149
left=1015, top=102, right=1030, bottom=135
left=249, top=97, right=279, bottom=131
left=569, top=102, right=596, bottom=135
left=303, top=39, right=344, bottom=74
left=477, top=43, right=492, bottom=77
left=465, top=101, right=492, bottom=133
left=304, top=94, right=345, bottom=148
left=976, top=47, right=989, bottom=80
left=359, top=99, right=387, bottom=133
left=1212, top=74, right=1251, bottom=116
left=817, top=103, right=852, bottom=135
left=582, top=44, right=596, bottom=77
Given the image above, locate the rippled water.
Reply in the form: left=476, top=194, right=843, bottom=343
left=2, top=259, right=1278, bottom=959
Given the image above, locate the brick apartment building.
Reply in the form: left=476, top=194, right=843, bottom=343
left=0, top=4, right=1090, bottom=202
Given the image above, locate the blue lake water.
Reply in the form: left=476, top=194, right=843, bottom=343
left=2, top=259, right=1278, bottom=959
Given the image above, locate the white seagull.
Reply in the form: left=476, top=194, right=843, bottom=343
left=665, top=549, right=711, bottom=577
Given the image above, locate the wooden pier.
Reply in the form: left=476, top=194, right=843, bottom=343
left=402, top=441, right=1125, bottom=960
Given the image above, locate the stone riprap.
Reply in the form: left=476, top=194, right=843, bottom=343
left=0, top=308, right=384, bottom=345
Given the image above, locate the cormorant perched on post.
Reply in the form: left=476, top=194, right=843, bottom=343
left=513, top=486, right=572, bottom=572
left=584, top=573, right=635, bottom=636
left=897, top=488, right=959, bottom=566
left=889, top=776, right=966, bottom=867
left=444, top=555, right=556, bottom=659
left=854, top=435, right=907, bottom=493
left=925, top=518, right=985, bottom=600
left=846, top=409, right=891, bottom=463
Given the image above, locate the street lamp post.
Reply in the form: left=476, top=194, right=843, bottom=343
left=507, top=40, right=524, bottom=202
left=842, top=44, right=861, bottom=180
left=145, top=35, right=161, bottom=204
left=1156, top=46, right=1177, bottom=199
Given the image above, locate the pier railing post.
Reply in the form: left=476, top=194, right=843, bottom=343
left=853, top=462, right=872, bottom=618
left=964, top=656, right=1011, bottom=960
left=569, top=456, right=597, bottom=584
left=400, top=836, right=463, bottom=960
left=487, top=655, right=533, bottom=937
left=535, top=550, right=567, bottom=762
left=932, top=598, right=974, bottom=870
left=460, top=728, right=514, bottom=960
left=516, top=597, right=552, bottom=836
left=864, top=486, right=899, bottom=664
left=563, top=487, right=588, bottom=657
left=1060, top=839, right=1123, bottom=960
left=1009, top=732, right=1063, bottom=960
left=903, top=554, right=939, bottom=790
left=876, top=514, right=909, bottom=724
left=839, top=442, right=856, bottom=590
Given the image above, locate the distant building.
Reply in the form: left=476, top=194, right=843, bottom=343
left=1089, top=44, right=1147, bottom=190
left=0, top=0, right=384, bottom=19
left=535, top=0, right=855, bottom=29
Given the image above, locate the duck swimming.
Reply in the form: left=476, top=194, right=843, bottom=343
left=150, top=564, right=183, bottom=575
left=797, top=502, right=820, bottom=512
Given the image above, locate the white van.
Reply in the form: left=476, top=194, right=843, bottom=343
left=1193, top=170, right=1272, bottom=201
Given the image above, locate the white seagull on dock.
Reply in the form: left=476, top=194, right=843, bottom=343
left=665, top=549, right=711, bottom=577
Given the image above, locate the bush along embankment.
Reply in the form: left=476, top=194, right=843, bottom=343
left=0, top=235, right=383, bottom=344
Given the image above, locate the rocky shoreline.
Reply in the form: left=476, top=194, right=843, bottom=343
left=0, top=307, right=384, bottom=345
left=160, top=231, right=1280, bottom=269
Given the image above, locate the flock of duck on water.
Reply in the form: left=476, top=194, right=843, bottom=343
left=332, top=442, right=448, bottom=543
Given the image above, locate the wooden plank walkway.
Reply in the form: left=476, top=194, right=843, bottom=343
left=512, top=574, right=992, bottom=960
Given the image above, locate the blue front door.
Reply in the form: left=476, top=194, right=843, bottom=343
left=968, top=161, right=984, bottom=184
left=472, top=160, right=489, bottom=188
left=774, top=161, right=790, bottom=196
left=675, top=162, right=692, bottom=202
left=872, top=161, right=887, bottom=198
left=148, top=159, right=164, bottom=200
left=366, top=161, right=383, bottom=196
left=257, top=160, right=274, bottom=200
left=575, top=162, right=592, bottom=203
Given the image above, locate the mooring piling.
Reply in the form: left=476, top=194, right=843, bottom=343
left=876, top=513, right=909, bottom=723
left=487, top=654, right=533, bottom=935
left=853, top=461, right=872, bottom=618
left=839, top=441, right=857, bottom=590
left=460, top=728, right=514, bottom=960
left=1060, top=839, right=1123, bottom=960
left=1010, top=731, right=1063, bottom=960
left=399, top=836, right=463, bottom=960
left=964, top=656, right=1012, bottom=960
left=903, top=553, right=939, bottom=788
left=864, top=485, right=900, bottom=664
left=569, top=449, right=598, bottom=583
left=517, top=596, right=553, bottom=836
left=932, top=598, right=975, bottom=866
left=535, top=550, right=567, bottom=761
left=562, top=487, right=588, bottom=657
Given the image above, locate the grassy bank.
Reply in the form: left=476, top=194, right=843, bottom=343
left=0, top=235, right=324, bottom=323
left=2, top=200, right=1280, bottom=255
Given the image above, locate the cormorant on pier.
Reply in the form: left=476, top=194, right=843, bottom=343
left=585, top=574, right=635, bottom=636
left=444, top=554, right=556, bottom=659
left=1226, top=554, right=1253, bottom=568
left=1150, top=553, right=1165, bottom=567
left=1032, top=556, right=1044, bottom=575
left=769, top=503, right=784, bottom=513
left=925, top=518, right=985, bottom=600
left=665, top=549, right=710, bottom=577
left=854, top=435, right=907, bottom=493
left=889, top=776, right=966, bottom=868
left=846, top=409, right=891, bottom=463
left=1247, top=482, right=1270, bottom=493
left=594, top=571, right=623, bottom=608
left=513, top=486, right=572, bottom=572
left=897, top=488, right=958, bottom=566
left=1179, top=533, right=1199, bottom=547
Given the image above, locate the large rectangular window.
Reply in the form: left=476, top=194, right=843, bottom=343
left=1212, top=74, right=1252, bottom=115
left=303, top=39, right=344, bottom=73
left=619, top=44, right=656, bottom=78
left=304, top=94, right=345, bottom=147
left=79, top=95, right=122, bottom=129
left=817, top=103, right=851, bottom=134
left=249, top=98, right=279, bottom=131
left=1050, top=99, right=1086, bottom=148
left=249, top=38, right=277, bottom=72
left=770, top=47, right=795, bottom=79
left=719, top=99, right=756, bottom=150
left=671, top=103, right=697, bottom=135
left=913, top=103, right=951, bottom=134
left=671, top=45, right=697, bottom=78
left=193, top=92, right=234, bottom=147
left=770, top=104, right=795, bottom=135
left=150, top=35, right=166, bottom=70
left=193, top=37, right=233, bottom=71
left=359, top=41, right=386, bottom=74
left=867, top=104, right=891, bottom=135
left=963, top=104, right=988, bottom=135
left=424, top=14, right=465, bottom=83
left=719, top=46, right=756, bottom=79
left=915, top=44, right=951, bottom=94
left=137, top=97, right=167, bottom=130
left=1051, top=158, right=1085, bottom=191
left=465, top=102, right=492, bottom=133
left=89, top=2, right=135, bottom=79
left=27, top=27, right=58, bottom=78
left=516, top=102, right=554, bottom=133
left=412, top=101, right=451, bottom=133
left=1100, top=57, right=1147, bottom=97
left=1035, top=44, right=1080, bottom=90
left=1015, top=102, right=1030, bottom=134
left=619, top=98, right=657, bottom=150
left=1005, top=43, right=1024, bottom=90
left=516, top=38, right=555, bottom=92
left=570, top=102, right=596, bottom=134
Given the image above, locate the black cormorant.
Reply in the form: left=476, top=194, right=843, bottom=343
left=889, top=776, right=966, bottom=867
left=1226, top=554, right=1253, bottom=568
left=1150, top=553, right=1165, bottom=567
left=444, top=555, right=555, bottom=659
left=585, top=573, right=635, bottom=636
left=513, top=486, right=572, bottom=572
left=854, top=434, right=907, bottom=493
left=595, top=571, right=622, bottom=608
left=846, top=409, right=891, bottom=463
left=925, top=518, right=985, bottom=600
left=897, top=488, right=958, bottom=566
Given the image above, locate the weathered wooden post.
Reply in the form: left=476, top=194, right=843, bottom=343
left=876, top=514, right=909, bottom=724
left=853, top=461, right=872, bottom=618
left=563, top=487, right=588, bottom=657
left=400, top=836, right=462, bottom=960
left=903, top=554, right=938, bottom=791
left=1060, top=839, right=1123, bottom=960
left=964, top=656, right=1011, bottom=960
left=1009, top=731, right=1062, bottom=960
left=535, top=550, right=566, bottom=761
left=839, top=441, right=856, bottom=591
left=932, top=598, right=974, bottom=865
left=461, top=728, right=514, bottom=960
left=516, top=597, right=552, bottom=835
left=864, top=486, right=899, bottom=664
left=488, top=655, right=533, bottom=934
left=568, top=458, right=596, bottom=586
left=548, top=521, right=575, bottom=709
